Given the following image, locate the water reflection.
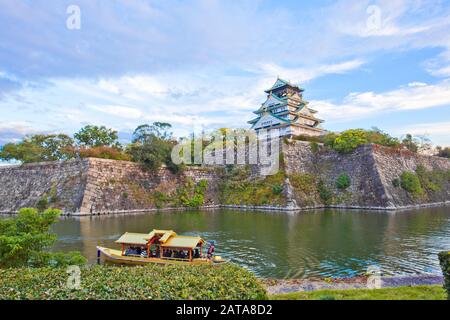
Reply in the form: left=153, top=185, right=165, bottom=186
left=50, top=207, right=450, bottom=279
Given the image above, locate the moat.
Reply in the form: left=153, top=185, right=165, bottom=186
left=41, top=207, right=450, bottom=279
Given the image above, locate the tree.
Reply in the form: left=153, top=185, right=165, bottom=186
left=0, top=134, right=75, bottom=163
left=333, top=129, right=368, bottom=153
left=128, top=122, right=182, bottom=173
left=401, top=134, right=419, bottom=153
left=0, top=208, right=86, bottom=268
left=132, top=122, right=172, bottom=143
left=436, top=146, right=450, bottom=158
left=74, top=125, right=119, bottom=148
left=365, top=127, right=400, bottom=147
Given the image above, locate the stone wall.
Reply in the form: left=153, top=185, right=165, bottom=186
left=0, top=142, right=448, bottom=215
left=0, top=159, right=89, bottom=213
left=282, top=141, right=450, bottom=210
left=79, top=158, right=220, bottom=214
left=0, top=158, right=220, bottom=215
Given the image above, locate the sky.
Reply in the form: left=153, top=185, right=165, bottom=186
left=0, top=0, right=450, bottom=146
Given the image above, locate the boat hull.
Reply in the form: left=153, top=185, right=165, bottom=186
left=96, top=246, right=224, bottom=266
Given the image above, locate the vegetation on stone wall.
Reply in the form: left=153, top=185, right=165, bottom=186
left=400, top=171, right=423, bottom=196
left=107, top=174, right=210, bottom=210
left=78, top=146, right=131, bottom=161
left=292, top=128, right=430, bottom=154
left=398, top=166, right=450, bottom=198
left=178, top=179, right=208, bottom=207
left=336, top=174, right=351, bottom=190
left=438, top=251, right=450, bottom=300
left=0, top=263, right=267, bottom=300
left=0, top=208, right=86, bottom=268
left=317, top=180, right=333, bottom=205
left=219, top=165, right=286, bottom=206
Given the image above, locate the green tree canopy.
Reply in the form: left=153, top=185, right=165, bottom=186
left=0, top=208, right=86, bottom=268
left=0, top=134, right=75, bottom=163
left=128, top=122, right=182, bottom=173
left=333, top=129, right=369, bottom=153
left=74, top=125, right=119, bottom=148
left=132, top=122, right=172, bottom=143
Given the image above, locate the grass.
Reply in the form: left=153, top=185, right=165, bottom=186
left=270, top=285, right=446, bottom=300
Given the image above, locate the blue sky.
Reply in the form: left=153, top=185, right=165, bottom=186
left=0, top=0, right=450, bottom=146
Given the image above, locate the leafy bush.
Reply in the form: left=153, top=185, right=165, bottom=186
left=127, top=123, right=182, bottom=173
left=333, top=129, right=368, bottom=153
left=272, top=184, right=283, bottom=195
left=438, top=251, right=450, bottom=300
left=36, top=196, right=49, bottom=212
left=322, top=128, right=400, bottom=154
left=317, top=180, right=333, bottom=205
left=392, top=178, right=400, bottom=188
left=400, top=171, right=423, bottom=196
left=79, top=146, right=131, bottom=161
left=336, top=174, right=351, bottom=190
left=310, top=141, right=319, bottom=153
left=0, top=264, right=267, bottom=300
left=0, top=208, right=86, bottom=268
left=289, top=173, right=316, bottom=194
left=415, top=165, right=450, bottom=193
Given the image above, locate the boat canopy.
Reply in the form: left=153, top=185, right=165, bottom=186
left=161, top=236, right=204, bottom=249
left=115, top=232, right=150, bottom=245
left=115, top=229, right=205, bottom=249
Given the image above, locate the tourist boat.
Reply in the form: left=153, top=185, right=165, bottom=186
left=96, top=229, right=226, bottom=266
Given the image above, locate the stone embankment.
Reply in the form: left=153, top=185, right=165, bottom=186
left=0, top=141, right=449, bottom=215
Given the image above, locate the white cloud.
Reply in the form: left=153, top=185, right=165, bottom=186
left=390, top=121, right=450, bottom=146
left=312, top=80, right=450, bottom=122
left=87, top=105, right=143, bottom=119
left=255, top=59, right=365, bottom=84
left=427, top=65, right=450, bottom=77
left=408, top=82, right=427, bottom=87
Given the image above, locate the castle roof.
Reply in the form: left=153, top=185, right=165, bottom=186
left=264, top=77, right=304, bottom=93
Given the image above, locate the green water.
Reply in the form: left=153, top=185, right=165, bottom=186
left=50, top=207, right=450, bottom=279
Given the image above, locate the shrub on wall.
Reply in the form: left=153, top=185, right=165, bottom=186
left=317, top=180, right=333, bottom=205
left=400, top=171, right=423, bottom=196
left=289, top=173, right=317, bottom=194
left=438, top=251, right=450, bottom=300
left=79, top=146, right=131, bottom=161
left=332, top=129, right=368, bottom=153
left=336, top=174, right=351, bottom=190
left=392, top=178, right=400, bottom=188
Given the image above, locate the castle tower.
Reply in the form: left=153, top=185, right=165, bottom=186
left=248, top=78, right=325, bottom=137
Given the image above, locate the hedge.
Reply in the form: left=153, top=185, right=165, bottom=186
left=438, top=251, right=450, bottom=300
left=0, top=263, right=267, bottom=300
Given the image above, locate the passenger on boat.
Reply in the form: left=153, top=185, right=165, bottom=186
left=207, top=241, right=215, bottom=259
left=125, top=247, right=140, bottom=256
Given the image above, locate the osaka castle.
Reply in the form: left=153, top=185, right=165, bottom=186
left=248, top=78, right=325, bottom=137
